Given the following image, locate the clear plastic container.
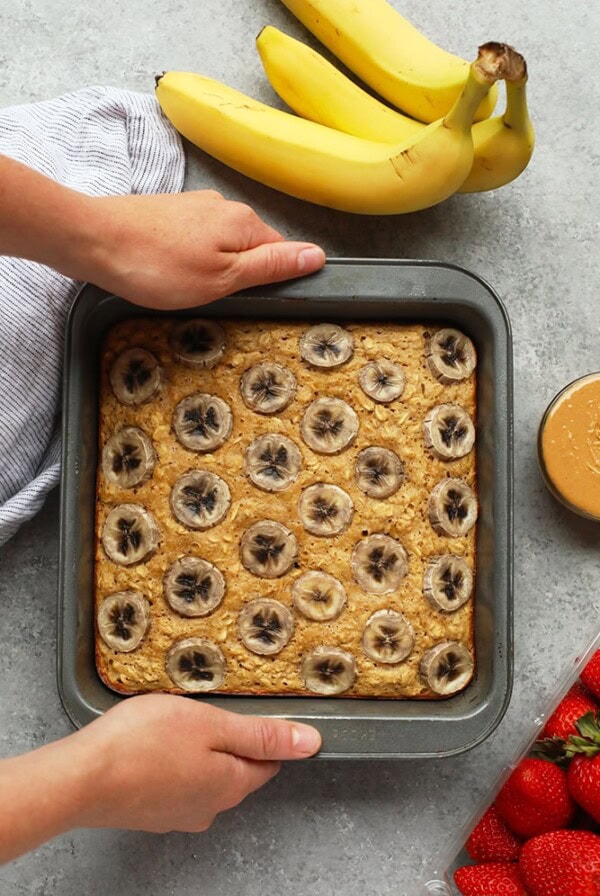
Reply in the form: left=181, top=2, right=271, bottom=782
left=422, top=623, right=600, bottom=894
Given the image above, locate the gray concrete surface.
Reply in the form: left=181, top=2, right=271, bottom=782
left=1, top=0, right=599, bottom=893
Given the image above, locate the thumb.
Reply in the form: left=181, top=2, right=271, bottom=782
left=231, top=241, right=326, bottom=291
left=215, top=713, right=322, bottom=761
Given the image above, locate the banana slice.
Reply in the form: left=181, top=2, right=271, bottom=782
left=423, top=555, right=473, bottom=612
left=423, top=404, right=475, bottom=460
left=426, top=329, right=477, bottom=384
left=301, top=646, right=357, bottom=695
left=101, top=503, right=160, bottom=565
left=428, top=478, right=478, bottom=537
left=300, top=397, right=359, bottom=454
left=166, top=637, right=226, bottom=692
left=292, top=571, right=347, bottom=621
left=240, top=520, right=298, bottom=578
left=351, top=534, right=408, bottom=594
left=358, top=360, right=405, bottom=403
left=240, top=361, right=297, bottom=415
left=238, top=597, right=294, bottom=656
left=354, top=447, right=404, bottom=499
left=420, top=641, right=474, bottom=696
left=244, top=434, right=302, bottom=492
left=109, top=348, right=163, bottom=406
left=299, top=323, right=354, bottom=368
left=172, top=393, right=233, bottom=453
left=170, top=470, right=231, bottom=530
left=170, top=319, right=225, bottom=368
left=361, top=609, right=415, bottom=664
left=101, top=427, right=156, bottom=488
left=163, top=556, right=226, bottom=617
left=97, top=591, right=151, bottom=652
left=298, top=483, right=354, bottom=536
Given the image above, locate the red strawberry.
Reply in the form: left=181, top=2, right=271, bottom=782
left=541, top=683, right=598, bottom=741
left=519, top=830, right=600, bottom=896
left=582, top=651, right=600, bottom=701
left=573, top=804, right=600, bottom=833
left=568, top=754, right=600, bottom=823
left=494, top=757, right=574, bottom=838
left=454, top=862, right=528, bottom=896
left=466, top=806, right=521, bottom=862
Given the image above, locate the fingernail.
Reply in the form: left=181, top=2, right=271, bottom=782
left=291, top=724, right=322, bottom=755
left=298, top=246, right=326, bottom=273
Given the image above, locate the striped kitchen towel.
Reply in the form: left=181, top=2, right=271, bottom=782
left=0, top=87, right=185, bottom=546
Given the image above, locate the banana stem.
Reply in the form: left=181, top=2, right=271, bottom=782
left=443, top=42, right=526, bottom=135
left=442, top=67, right=494, bottom=134
left=503, top=78, right=532, bottom=134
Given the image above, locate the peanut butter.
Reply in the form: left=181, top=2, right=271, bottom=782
left=540, top=373, right=600, bottom=520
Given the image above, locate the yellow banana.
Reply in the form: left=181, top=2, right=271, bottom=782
left=257, top=24, right=423, bottom=143
left=155, top=45, right=508, bottom=216
left=460, top=78, right=534, bottom=193
left=278, top=0, right=497, bottom=123
left=257, top=26, right=534, bottom=194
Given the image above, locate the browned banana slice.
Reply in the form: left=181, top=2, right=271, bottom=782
left=423, top=555, right=473, bottom=612
left=166, top=638, right=226, bottom=692
left=97, top=591, right=151, bottom=652
left=299, top=323, right=354, bottom=368
left=170, top=319, right=225, bottom=368
left=101, top=503, right=160, bottom=566
left=172, top=393, right=233, bottom=453
left=301, top=646, right=357, bottom=695
left=245, top=434, right=302, bottom=492
left=420, top=641, right=474, bottom=695
left=298, top=483, right=354, bottom=536
left=170, top=470, right=231, bottom=530
left=238, top=597, right=294, bottom=656
left=164, top=556, right=226, bottom=617
left=101, top=427, right=156, bottom=488
left=292, top=571, right=347, bottom=621
left=428, top=478, right=478, bottom=537
left=423, top=404, right=475, bottom=460
left=351, top=534, right=408, bottom=594
left=426, top=329, right=476, bottom=383
left=240, top=520, right=298, bottom=578
left=300, top=397, right=358, bottom=454
left=240, top=361, right=297, bottom=414
left=358, top=360, right=405, bottom=403
left=354, top=446, right=404, bottom=498
left=109, top=348, right=163, bottom=406
left=361, top=609, right=415, bottom=664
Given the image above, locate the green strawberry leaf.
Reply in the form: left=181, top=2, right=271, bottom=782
left=575, top=710, right=600, bottom=742
left=562, top=711, right=600, bottom=758
left=531, top=736, right=570, bottom=766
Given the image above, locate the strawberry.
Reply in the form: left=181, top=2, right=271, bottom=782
left=466, top=806, right=521, bottom=862
left=541, top=683, right=598, bottom=741
left=494, top=757, right=574, bottom=838
left=582, top=651, right=600, bottom=701
left=568, top=754, right=600, bottom=823
left=454, top=862, right=528, bottom=896
left=562, top=710, right=600, bottom=823
left=519, top=830, right=600, bottom=896
left=573, top=804, right=600, bottom=833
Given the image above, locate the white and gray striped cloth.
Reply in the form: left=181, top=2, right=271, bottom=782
left=0, top=87, right=185, bottom=546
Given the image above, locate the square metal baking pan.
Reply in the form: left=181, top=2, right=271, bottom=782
left=58, top=259, right=513, bottom=760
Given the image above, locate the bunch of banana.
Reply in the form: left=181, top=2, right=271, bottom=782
left=257, top=25, right=534, bottom=194
left=155, top=0, right=533, bottom=214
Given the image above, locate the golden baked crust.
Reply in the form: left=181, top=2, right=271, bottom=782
left=95, top=318, right=477, bottom=698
